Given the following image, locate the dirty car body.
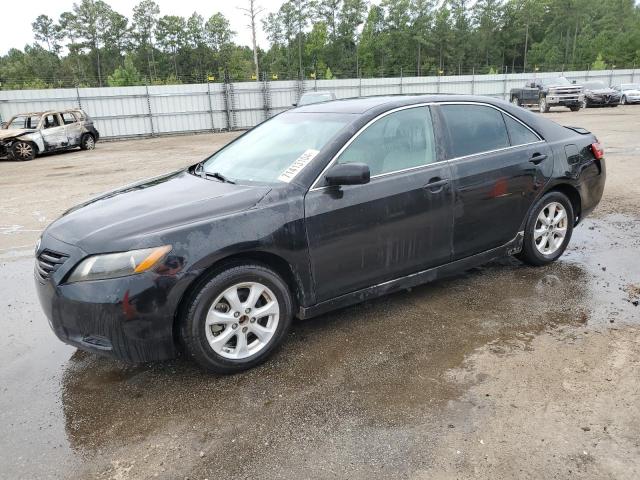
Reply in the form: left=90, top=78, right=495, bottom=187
left=0, top=109, right=99, bottom=160
left=35, top=95, right=606, bottom=368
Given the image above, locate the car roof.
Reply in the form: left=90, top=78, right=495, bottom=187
left=294, top=94, right=515, bottom=114
left=12, top=109, right=84, bottom=117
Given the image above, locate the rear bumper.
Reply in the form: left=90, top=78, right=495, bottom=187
left=35, top=234, right=183, bottom=362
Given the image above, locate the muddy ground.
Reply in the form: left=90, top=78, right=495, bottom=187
left=0, top=106, right=639, bottom=480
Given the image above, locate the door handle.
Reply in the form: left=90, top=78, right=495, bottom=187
left=424, top=177, right=449, bottom=193
left=529, top=153, right=548, bottom=164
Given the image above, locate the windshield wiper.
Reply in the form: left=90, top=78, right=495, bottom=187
left=204, top=171, right=236, bottom=184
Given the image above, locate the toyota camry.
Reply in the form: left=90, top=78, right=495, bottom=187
left=35, top=95, right=606, bottom=373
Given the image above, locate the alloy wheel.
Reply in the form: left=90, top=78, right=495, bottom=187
left=85, top=136, right=95, bottom=149
left=14, top=142, right=33, bottom=160
left=539, top=98, right=546, bottom=113
left=205, top=282, right=280, bottom=360
left=534, top=202, right=568, bottom=255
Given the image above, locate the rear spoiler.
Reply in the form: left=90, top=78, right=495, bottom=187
left=564, top=125, right=591, bottom=135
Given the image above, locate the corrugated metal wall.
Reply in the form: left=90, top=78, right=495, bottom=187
left=0, top=69, right=636, bottom=140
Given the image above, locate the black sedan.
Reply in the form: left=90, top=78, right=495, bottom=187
left=35, top=95, right=606, bottom=373
left=582, top=81, right=621, bottom=107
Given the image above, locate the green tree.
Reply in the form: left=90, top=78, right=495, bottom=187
left=132, top=0, right=160, bottom=80
left=156, top=15, right=187, bottom=77
left=591, top=53, right=606, bottom=70
left=32, top=15, right=62, bottom=54
left=107, top=56, right=142, bottom=86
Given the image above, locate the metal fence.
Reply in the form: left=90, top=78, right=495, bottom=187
left=0, top=68, right=637, bottom=140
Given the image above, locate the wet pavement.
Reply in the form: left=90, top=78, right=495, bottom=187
left=1, top=107, right=640, bottom=479
left=1, top=213, right=638, bottom=479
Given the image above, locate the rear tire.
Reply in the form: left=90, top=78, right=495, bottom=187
left=11, top=141, right=36, bottom=161
left=181, top=263, right=293, bottom=374
left=511, top=96, right=521, bottom=107
left=80, top=133, right=95, bottom=150
left=517, top=191, right=574, bottom=266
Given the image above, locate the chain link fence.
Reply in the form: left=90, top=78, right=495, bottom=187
left=0, top=68, right=637, bottom=140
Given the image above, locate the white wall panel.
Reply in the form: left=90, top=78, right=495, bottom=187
left=1, top=69, right=637, bottom=137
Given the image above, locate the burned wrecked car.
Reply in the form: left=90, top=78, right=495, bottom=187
left=0, top=109, right=99, bottom=161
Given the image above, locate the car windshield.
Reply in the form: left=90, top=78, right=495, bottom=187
left=584, top=81, right=606, bottom=89
left=6, top=115, right=40, bottom=129
left=543, top=77, right=571, bottom=86
left=622, top=84, right=640, bottom=90
left=202, top=112, right=354, bottom=184
left=299, top=93, right=334, bottom=105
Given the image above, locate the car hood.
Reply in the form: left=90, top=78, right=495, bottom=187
left=0, top=128, right=32, bottom=140
left=547, top=84, right=582, bottom=89
left=45, top=169, right=271, bottom=253
left=586, top=88, right=617, bottom=95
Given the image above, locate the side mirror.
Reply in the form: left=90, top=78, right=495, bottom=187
left=292, top=103, right=298, bottom=107
left=325, top=162, right=370, bottom=186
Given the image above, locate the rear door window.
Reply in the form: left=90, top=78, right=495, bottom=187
left=61, top=112, right=77, bottom=125
left=502, top=114, right=540, bottom=146
left=440, top=104, right=509, bottom=158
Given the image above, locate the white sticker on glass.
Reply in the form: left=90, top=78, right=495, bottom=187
left=277, top=149, right=320, bottom=183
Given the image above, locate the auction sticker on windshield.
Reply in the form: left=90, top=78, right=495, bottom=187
left=277, top=149, right=320, bottom=183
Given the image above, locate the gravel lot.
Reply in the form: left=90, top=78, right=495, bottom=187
left=0, top=106, right=639, bottom=479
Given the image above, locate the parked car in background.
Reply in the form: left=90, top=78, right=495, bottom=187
left=510, top=77, right=583, bottom=113
left=295, top=91, right=337, bottom=106
left=0, top=109, right=99, bottom=161
left=35, top=95, right=606, bottom=373
left=613, top=83, right=640, bottom=104
left=581, top=81, right=620, bottom=108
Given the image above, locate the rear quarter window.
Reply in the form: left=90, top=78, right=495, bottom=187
left=503, top=114, right=540, bottom=146
left=440, top=104, right=509, bottom=158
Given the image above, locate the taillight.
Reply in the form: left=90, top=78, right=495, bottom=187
left=591, top=142, right=604, bottom=160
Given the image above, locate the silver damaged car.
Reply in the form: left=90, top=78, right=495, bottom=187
left=0, top=109, right=100, bottom=161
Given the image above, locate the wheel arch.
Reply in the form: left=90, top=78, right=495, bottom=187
left=172, top=250, right=303, bottom=346
left=15, top=137, right=40, bottom=153
left=543, top=183, right=582, bottom=225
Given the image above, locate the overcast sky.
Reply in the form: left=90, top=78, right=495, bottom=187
left=0, top=0, right=289, bottom=55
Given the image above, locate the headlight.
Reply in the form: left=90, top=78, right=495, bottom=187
left=67, top=245, right=172, bottom=283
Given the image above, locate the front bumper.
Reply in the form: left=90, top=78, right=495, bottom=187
left=35, top=234, right=183, bottom=362
left=546, top=93, right=583, bottom=105
left=586, top=95, right=621, bottom=105
left=624, top=94, right=640, bottom=103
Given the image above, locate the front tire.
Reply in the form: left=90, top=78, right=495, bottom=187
left=620, top=95, right=627, bottom=105
left=511, top=96, right=521, bottom=107
left=569, top=105, right=581, bottom=112
left=539, top=97, right=550, bottom=113
left=517, top=191, right=574, bottom=266
left=181, top=263, right=293, bottom=374
left=11, top=141, right=36, bottom=161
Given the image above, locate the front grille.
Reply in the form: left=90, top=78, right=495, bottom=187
left=551, top=87, right=582, bottom=95
left=36, top=249, right=69, bottom=282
